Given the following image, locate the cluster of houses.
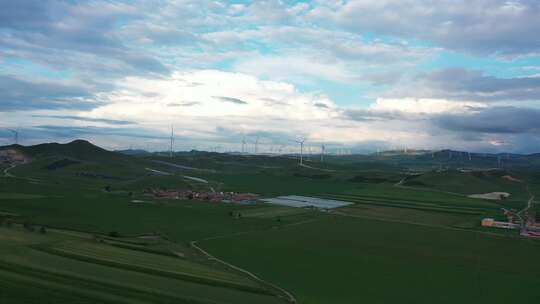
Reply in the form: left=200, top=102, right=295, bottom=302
left=481, top=209, right=540, bottom=238
left=143, top=188, right=259, bottom=204
left=0, top=149, right=28, bottom=165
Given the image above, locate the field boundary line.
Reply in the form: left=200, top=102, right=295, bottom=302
left=33, top=244, right=267, bottom=295
left=330, top=210, right=521, bottom=239
left=187, top=219, right=324, bottom=303
left=190, top=240, right=297, bottom=303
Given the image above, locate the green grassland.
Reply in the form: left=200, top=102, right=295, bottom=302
left=403, top=170, right=529, bottom=198
left=0, top=226, right=284, bottom=304
left=2, top=141, right=540, bottom=303
left=236, top=206, right=315, bottom=219
left=201, top=215, right=540, bottom=304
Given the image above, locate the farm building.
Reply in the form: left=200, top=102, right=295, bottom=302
left=262, top=195, right=352, bottom=209
left=481, top=218, right=519, bottom=229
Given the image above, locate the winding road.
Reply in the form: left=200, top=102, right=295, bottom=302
left=3, top=164, right=16, bottom=177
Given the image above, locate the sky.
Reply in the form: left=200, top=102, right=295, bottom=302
left=1, top=0, right=540, bottom=154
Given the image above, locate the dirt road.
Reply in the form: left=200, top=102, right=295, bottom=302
left=190, top=240, right=297, bottom=303
left=3, top=164, right=16, bottom=177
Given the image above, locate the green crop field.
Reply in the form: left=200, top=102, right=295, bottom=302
left=0, top=226, right=284, bottom=304
left=2, top=141, right=540, bottom=303
left=236, top=205, right=315, bottom=219
left=200, top=215, right=540, bottom=304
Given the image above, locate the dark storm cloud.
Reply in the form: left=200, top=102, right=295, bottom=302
left=434, top=107, right=540, bottom=134
left=32, top=115, right=135, bottom=125
left=387, top=68, right=540, bottom=102
left=213, top=96, right=249, bottom=104
left=0, top=75, right=96, bottom=111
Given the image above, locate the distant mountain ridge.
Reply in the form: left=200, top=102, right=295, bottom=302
left=0, top=140, right=127, bottom=162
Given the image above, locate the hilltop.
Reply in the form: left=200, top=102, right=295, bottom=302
left=0, top=140, right=149, bottom=186
left=1, top=140, right=126, bottom=162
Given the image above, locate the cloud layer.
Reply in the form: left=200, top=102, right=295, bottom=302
left=1, top=1, right=539, bottom=153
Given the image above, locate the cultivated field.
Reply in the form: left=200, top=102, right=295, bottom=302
left=0, top=226, right=284, bottom=304
left=201, top=215, right=540, bottom=304
left=2, top=141, right=540, bottom=303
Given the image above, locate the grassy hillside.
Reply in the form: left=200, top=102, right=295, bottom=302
left=2, top=140, right=540, bottom=303
left=0, top=226, right=284, bottom=304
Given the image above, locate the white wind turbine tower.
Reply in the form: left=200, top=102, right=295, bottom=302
left=293, top=137, right=306, bottom=165
left=169, top=125, right=174, bottom=158
left=254, top=136, right=259, bottom=154
left=321, top=144, right=325, bottom=163
left=241, top=136, right=246, bottom=154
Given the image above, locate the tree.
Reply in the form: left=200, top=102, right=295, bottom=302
left=104, top=185, right=111, bottom=192
left=39, top=226, right=47, bottom=234
left=108, top=231, right=119, bottom=238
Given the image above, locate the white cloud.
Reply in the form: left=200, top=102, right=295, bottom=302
left=308, top=0, right=540, bottom=56
left=232, top=53, right=355, bottom=84
left=88, top=70, right=340, bottom=139
left=30, top=70, right=530, bottom=153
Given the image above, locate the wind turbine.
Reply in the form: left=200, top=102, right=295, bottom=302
left=7, top=129, right=19, bottom=145
left=169, top=125, right=174, bottom=158
left=254, top=136, right=259, bottom=154
left=292, top=137, right=306, bottom=165
left=241, top=136, right=246, bottom=154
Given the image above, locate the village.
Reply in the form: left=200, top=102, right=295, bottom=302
left=481, top=205, right=540, bottom=238
left=0, top=148, right=28, bottom=165
left=143, top=188, right=260, bottom=205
